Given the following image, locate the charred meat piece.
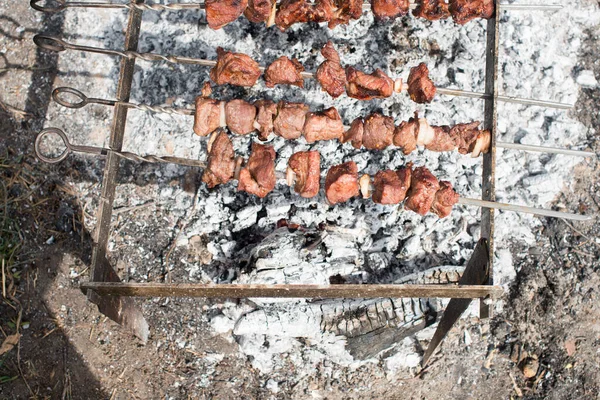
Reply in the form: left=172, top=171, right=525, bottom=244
left=225, top=100, right=257, bottom=135
left=210, top=47, right=261, bottom=87
left=412, top=0, right=450, bottom=20
left=449, top=121, right=481, bottom=154
left=244, top=0, right=275, bottom=23
left=202, top=130, right=235, bottom=188
left=407, top=63, right=436, bottom=104
left=341, top=117, right=364, bottom=149
left=393, top=113, right=419, bottom=154
left=449, top=0, right=494, bottom=25
left=275, top=0, right=334, bottom=30
left=193, top=97, right=221, bottom=137
left=303, top=107, right=345, bottom=143
left=316, top=41, right=347, bottom=98
left=371, top=0, right=409, bottom=20
left=405, top=166, right=440, bottom=215
left=329, top=0, right=363, bottom=28
left=288, top=151, right=321, bottom=198
left=273, top=101, right=309, bottom=140
left=325, top=161, right=359, bottom=205
left=362, top=113, right=394, bottom=150
left=205, top=0, right=248, bottom=29
left=425, top=125, right=455, bottom=152
left=345, top=67, right=394, bottom=100
left=264, top=56, right=305, bottom=88
left=238, top=143, right=276, bottom=198
left=431, top=181, right=459, bottom=218
left=372, top=169, right=410, bottom=205
left=254, top=100, right=278, bottom=140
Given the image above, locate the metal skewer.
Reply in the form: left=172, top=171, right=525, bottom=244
left=35, top=36, right=573, bottom=110
left=34, top=127, right=593, bottom=222
left=52, top=86, right=595, bottom=158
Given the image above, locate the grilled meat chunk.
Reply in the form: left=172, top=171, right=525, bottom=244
left=431, top=181, right=459, bottom=218
left=371, top=0, right=409, bottom=20
left=407, top=63, right=436, bottom=104
left=316, top=41, right=347, bottom=98
left=345, top=67, right=394, bottom=100
left=244, top=0, right=275, bottom=22
left=303, top=107, right=344, bottom=143
left=412, top=0, right=450, bottom=20
left=341, top=117, right=364, bottom=149
left=425, top=125, right=455, bottom=152
left=202, top=130, right=235, bottom=188
left=404, top=166, right=440, bottom=215
left=449, top=121, right=481, bottom=154
left=225, top=100, right=257, bottom=135
left=193, top=97, right=221, bottom=137
left=362, top=113, right=394, bottom=150
left=325, top=161, right=359, bottom=204
left=205, top=0, right=248, bottom=29
left=288, top=151, right=321, bottom=198
left=254, top=100, right=278, bottom=140
left=393, top=113, right=419, bottom=154
left=264, top=56, right=305, bottom=88
left=275, top=0, right=334, bottom=30
left=329, top=0, right=363, bottom=28
left=372, top=169, right=409, bottom=205
left=273, top=101, right=309, bottom=140
left=238, top=143, right=276, bottom=198
left=210, top=47, right=261, bottom=87
left=449, top=0, right=494, bottom=25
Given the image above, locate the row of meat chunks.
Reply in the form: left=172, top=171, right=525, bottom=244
left=203, top=129, right=459, bottom=217
left=205, top=0, right=495, bottom=30
left=209, top=42, right=437, bottom=103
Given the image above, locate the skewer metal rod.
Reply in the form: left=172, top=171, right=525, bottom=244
left=458, top=197, right=593, bottom=222
left=497, top=141, right=596, bottom=158
left=436, top=87, right=573, bottom=110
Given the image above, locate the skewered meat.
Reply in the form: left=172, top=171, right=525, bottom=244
left=273, top=101, right=309, bottom=140
left=244, top=0, right=275, bottom=22
left=210, top=47, right=261, bottom=87
left=449, top=121, right=481, bottom=154
left=407, top=63, right=436, bottom=104
left=431, top=181, right=459, bottom=218
left=404, top=166, right=440, bottom=215
left=303, top=107, right=344, bottom=143
left=372, top=169, right=409, bottom=204
left=264, top=56, right=305, bottom=88
left=205, top=0, right=248, bottom=29
left=329, top=0, right=363, bottom=28
left=412, top=0, right=450, bottom=20
left=238, top=143, right=276, bottom=198
left=202, top=130, right=235, bottom=188
left=371, top=0, right=409, bottom=20
left=287, top=151, right=321, bottom=198
left=345, top=67, right=394, bottom=100
left=193, top=86, right=221, bottom=137
left=425, top=125, right=455, bottom=152
left=341, top=117, right=364, bottom=149
left=362, top=113, right=394, bottom=150
left=275, top=0, right=334, bottom=30
left=316, top=41, right=347, bottom=98
left=325, top=161, right=359, bottom=204
left=393, top=112, right=419, bottom=154
left=226, top=100, right=257, bottom=135
left=254, top=100, right=278, bottom=140
left=449, top=0, right=494, bottom=25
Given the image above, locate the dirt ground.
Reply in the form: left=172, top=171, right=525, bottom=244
left=1, top=1, right=599, bottom=399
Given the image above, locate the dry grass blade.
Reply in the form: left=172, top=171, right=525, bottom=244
left=0, top=333, right=20, bottom=355
left=0, top=99, right=31, bottom=120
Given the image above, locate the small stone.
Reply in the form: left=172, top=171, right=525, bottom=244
left=564, top=340, right=576, bottom=356
left=520, top=357, right=539, bottom=379
left=46, top=236, right=55, bottom=245
left=265, top=379, right=279, bottom=393
left=576, top=70, right=598, bottom=88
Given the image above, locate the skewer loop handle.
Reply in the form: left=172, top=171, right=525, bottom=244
left=35, top=128, right=72, bottom=163
left=33, top=35, right=67, bottom=52
left=52, top=87, right=89, bottom=108
left=30, top=0, right=66, bottom=12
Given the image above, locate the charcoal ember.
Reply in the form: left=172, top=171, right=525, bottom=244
left=407, top=63, right=436, bottom=104
left=288, top=151, right=321, bottom=198
left=405, top=166, right=440, bottom=215
left=425, top=125, right=455, bottom=152
left=362, top=113, right=394, bottom=150
left=325, top=161, right=359, bottom=204
left=205, top=0, right=248, bottom=29
left=273, top=101, right=309, bottom=140
left=345, top=67, right=394, bottom=100
left=193, top=96, right=221, bottom=137
left=329, top=0, right=363, bottom=28
left=303, top=107, right=344, bottom=143
left=449, top=121, right=481, bottom=154
left=393, top=113, right=419, bottom=154
left=244, top=0, right=275, bottom=22
left=372, top=169, right=409, bottom=204
left=225, top=99, right=257, bottom=135
left=449, top=0, right=494, bottom=25
left=264, top=56, right=305, bottom=88
left=431, top=180, right=459, bottom=218
left=254, top=100, right=278, bottom=140
left=202, top=130, right=235, bottom=188
left=371, top=0, right=409, bottom=20
left=238, top=143, right=276, bottom=198
left=316, top=41, right=347, bottom=98
left=275, top=0, right=334, bottom=30
left=412, top=0, right=450, bottom=20
left=210, top=47, right=261, bottom=87
left=341, top=117, right=364, bottom=149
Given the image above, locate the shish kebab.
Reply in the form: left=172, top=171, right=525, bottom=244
left=51, top=86, right=595, bottom=158
left=35, top=36, right=574, bottom=110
